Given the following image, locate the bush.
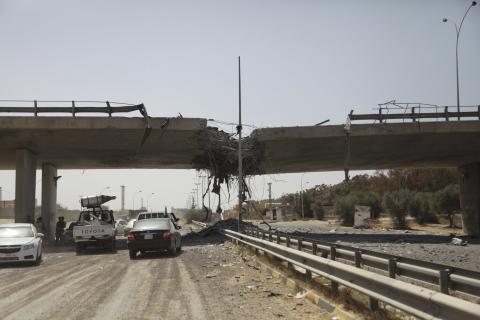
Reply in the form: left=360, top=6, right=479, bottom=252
left=434, top=184, right=460, bottom=227
left=312, top=200, right=325, bottom=220
left=408, top=192, right=438, bottom=224
left=382, top=189, right=412, bottom=229
left=333, top=195, right=356, bottom=226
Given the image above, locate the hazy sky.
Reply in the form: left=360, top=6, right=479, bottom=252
left=0, top=0, right=479, bottom=211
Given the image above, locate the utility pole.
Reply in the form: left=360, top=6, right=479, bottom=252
left=268, top=182, right=272, bottom=210
left=237, top=56, right=243, bottom=232
left=120, top=185, right=125, bottom=211
left=194, top=183, right=200, bottom=209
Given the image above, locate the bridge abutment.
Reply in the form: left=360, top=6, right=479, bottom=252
left=41, top=163, right=57, bottom=239
left=14, top=149, right=37, bottom=223
left=459, top=163, right=480, bottom=236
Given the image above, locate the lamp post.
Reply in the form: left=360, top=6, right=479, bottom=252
left=132, top=190, right=142, bottom=210
left=442, top=1, right=477, bottom=120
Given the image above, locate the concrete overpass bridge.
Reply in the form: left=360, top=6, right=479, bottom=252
left=2, top=115, right=480, bottom=236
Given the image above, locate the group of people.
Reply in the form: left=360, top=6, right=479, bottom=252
left=31, top=216, right=66, bottom=245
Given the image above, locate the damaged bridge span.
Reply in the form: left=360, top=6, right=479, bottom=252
left=2, top=116, right=480, bottom=235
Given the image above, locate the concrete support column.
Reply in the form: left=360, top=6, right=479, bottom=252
left=459, top=163, right=480, bottom=236
left=15, top=149, right=37, bottom=223
left=41, top=163, right=58, bottom=239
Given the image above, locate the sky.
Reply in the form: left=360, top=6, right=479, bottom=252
left=0, top=0, right=479, bottom=212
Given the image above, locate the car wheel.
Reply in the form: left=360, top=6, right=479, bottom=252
left=169, top=243, right=177, bottom=256
left=34, top=249, right=42, bottom=266
left=76, top=243, right=83, bottom=255
left=177, top=239, right=182, bottom=252
left=129, top=249, right=137, bottom=260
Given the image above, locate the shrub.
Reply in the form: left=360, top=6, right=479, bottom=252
left=382, top=189, right=412, bottom=229
left=312, top=200, right=325, bottom=220
left=333, top=195, right=356, bottom=226
left=434, top=184, right=460, bottom=227
left=408, top=192, right=438, bottom=224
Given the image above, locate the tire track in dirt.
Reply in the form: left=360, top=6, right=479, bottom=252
left=92, top=257, right=173, bottom=320
left=1, top=256, right=110, bottom=319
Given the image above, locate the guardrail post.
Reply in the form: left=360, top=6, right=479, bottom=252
left=261, top=231, right=265, bottom=240
left=439, top=269, right=450, bottom=295
left=71, top=100, right=76, bottom=117
left=305, top=269, right=312, bottom=281
left=268, top=231, right=272, bottom=242
left=369, top=298, right=379, bottom=311
left=312, top=242, right=317, bottom=255
left=297, top=238, right=303, bottom=251
left=354, top=251, right=362, bottom=268
left=34, top=100, right=38, bottom=116
left=445, top=106, right=449, bottom=121
left=276, top=231, right=280, bottom=244
left=388, top=258, right=397, bottom=278
left=330, top=246, right=336, bottom=261
left=286, top=236, right=291, bottom=248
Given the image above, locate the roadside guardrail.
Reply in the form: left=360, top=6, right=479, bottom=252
left=220, top=228, right=480, bottom=320
left=242, top=227, right=480, bottom=299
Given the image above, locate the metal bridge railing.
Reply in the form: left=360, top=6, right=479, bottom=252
left=0, top=100, right=148, bottom=118
left=348, top=101, right=480, bottom=123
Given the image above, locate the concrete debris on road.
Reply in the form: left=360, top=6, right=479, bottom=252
left=450, top=237, right=468, bottom=246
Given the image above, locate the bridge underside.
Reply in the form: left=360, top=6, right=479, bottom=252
left=252, top=121, right=480, bottom=173
left=0, top=117, right=209, bottom=170
left=2, top=117, right=480, bottom=235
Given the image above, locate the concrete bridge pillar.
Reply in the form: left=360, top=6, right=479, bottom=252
left=14, top=149, right=37, bottom=223
left=41, top=163, right=58, bottom=239
left=459, top=163, right=480, bottom=236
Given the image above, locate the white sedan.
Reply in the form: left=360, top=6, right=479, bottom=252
left=0, top=223, right=44, bottom=265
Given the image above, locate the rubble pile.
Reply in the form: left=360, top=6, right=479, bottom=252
left=196, top=218, right=256, bottom=236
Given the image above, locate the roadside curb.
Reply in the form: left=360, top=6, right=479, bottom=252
left=252, top=258, right=358, bottom=320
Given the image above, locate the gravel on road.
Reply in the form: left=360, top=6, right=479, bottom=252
left=0, top=234, right=325, bottom=320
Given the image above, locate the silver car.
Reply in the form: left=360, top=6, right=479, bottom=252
left=0, top=223, right=44, bottom=265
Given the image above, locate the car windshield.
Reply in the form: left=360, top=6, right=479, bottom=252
left=0, top=226, right=34, bottom=238
left=134, top=219, right=170, bottom=230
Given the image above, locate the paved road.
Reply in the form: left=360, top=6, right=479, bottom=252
left=0, top=235, right=323, bottom=320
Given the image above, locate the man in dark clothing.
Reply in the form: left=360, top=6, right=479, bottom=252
left=55, top=216, right=66, bottom=245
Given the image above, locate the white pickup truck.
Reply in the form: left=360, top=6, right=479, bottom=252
left=73, top=195, right=117, bottom=254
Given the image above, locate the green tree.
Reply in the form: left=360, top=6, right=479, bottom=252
left=333, top=195, right=356, bottom=226
left=382, top=189, right=412, bottom=229
left=435, top=184, right=460, bottom=227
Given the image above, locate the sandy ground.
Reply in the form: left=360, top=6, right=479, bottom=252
left=0, top=232, right=325, bottom=320
left=254, top=220, right=480, bottom=271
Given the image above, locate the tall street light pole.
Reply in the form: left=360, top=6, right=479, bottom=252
left=237, top=56, right=243, bottom=232
left=443, top=1, right=477, bottom=120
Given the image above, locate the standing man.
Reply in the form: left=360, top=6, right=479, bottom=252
left=55, top=216, right=66, bottom=245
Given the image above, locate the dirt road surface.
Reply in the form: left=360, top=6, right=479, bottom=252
left=0, top=235, right=324, bottom=320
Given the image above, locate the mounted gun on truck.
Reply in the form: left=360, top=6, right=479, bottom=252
left=73, top=195, right=116, bottom=254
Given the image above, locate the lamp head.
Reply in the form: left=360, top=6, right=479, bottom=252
left=472, top=1, right=477, bottom=6
left=442, top=18, right=448, bottom=22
